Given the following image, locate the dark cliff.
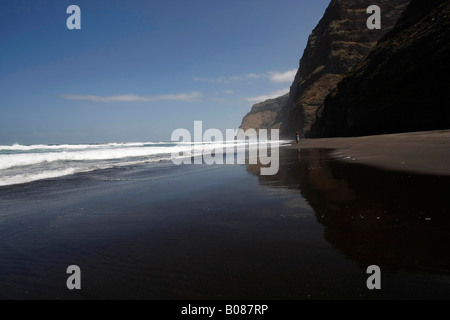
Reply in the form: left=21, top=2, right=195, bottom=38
left=278, top=0, right=410, bottom=138
left=239, top=93, right=289, bottom=131
left=309, top=0, right=450, bottom=138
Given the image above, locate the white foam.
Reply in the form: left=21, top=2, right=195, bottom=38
left=0, top=168, right=78, bottom=187
left=0, top=140, right=280, bottom=170
left=0, top=156, right=179, bottom=187
left=0, top=142, right=169, bottom=151
left=0, top=140, right=291, bottom=186
left=0, top=146, right=176, bottom=170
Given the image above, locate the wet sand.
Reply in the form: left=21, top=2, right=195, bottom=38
left=290, top=130, right=450, bottom=176
left=0, top=146, right=450, bottom=299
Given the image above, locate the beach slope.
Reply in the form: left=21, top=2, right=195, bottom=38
left=290, top=130, right=450, bottom=176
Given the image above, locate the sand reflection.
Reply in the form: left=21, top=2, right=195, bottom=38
left=248, top=148, right=450, bottom=274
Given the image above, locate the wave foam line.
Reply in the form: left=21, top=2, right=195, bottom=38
left=0, top=168, right=78, bottom=187
left=0, top=140, right=291, bottom=171
left=0, top=142, right=169, bottom=151
left=0, top=156, right=177, bottom=187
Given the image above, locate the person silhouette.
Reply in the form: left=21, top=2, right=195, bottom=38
left=296, top=131, right=300, bottom=144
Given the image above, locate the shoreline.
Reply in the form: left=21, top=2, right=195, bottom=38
left=1, top=138, right=450, bottom=299
left=287, top=130, right=450, bottom=176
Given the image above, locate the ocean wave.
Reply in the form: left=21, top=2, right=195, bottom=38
left=0, top=156, right=178, bottom=187
left=0, top=147, right=178, bottom=170
left=0, top=168, right=79, bottom=187
left=0, top=141, right=282, bottom=170
left=0, top=142, right=169, bottom=152
left=0, top=140, right=291, bottom=186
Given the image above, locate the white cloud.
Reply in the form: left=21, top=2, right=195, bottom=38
left=211, top=97, right=240, bottom=105
left=268, top=69, right=297, bottom=83
left=229, top=76, right=244, bottom=81
left=61, top=92, right=203, bottom=103
left=193, top=69, right=297, bottom=84
left=245, top=88, right=290, bottom=103
left=193, top=76, right=229, bottom=84
left=244, top=70, right=297, bottom=83
left=193, top=76, right=245, bottom=84
left=247, top=73, right=263, bottom=79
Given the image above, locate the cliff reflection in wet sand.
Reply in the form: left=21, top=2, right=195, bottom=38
left=248, top=147, right=450, bottom=275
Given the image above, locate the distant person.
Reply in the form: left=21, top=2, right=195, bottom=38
left=296, top=131, right=300, bottom=144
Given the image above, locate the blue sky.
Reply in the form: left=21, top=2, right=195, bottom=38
left=0, top=0, right=330, bottom=144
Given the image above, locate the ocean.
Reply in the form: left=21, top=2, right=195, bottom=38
left=0, top=140, right=289, bottom=187
left=0, top=145, right=449, bottom=299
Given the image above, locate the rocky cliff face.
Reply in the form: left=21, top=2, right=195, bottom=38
left=239, top=93, right=289, bottom=131
left=278, top=0, right=410, bottom=138
left=308, top=0, right=450, bottom=138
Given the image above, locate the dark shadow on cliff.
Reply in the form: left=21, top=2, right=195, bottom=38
left=247, top=147, right=450, bottom=275
left=309, top=0, right=450, bottom=138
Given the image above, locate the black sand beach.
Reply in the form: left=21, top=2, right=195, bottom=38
left=292, top=130, right=450, bottom=176
left=1, top=137, right=450, bottom=300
